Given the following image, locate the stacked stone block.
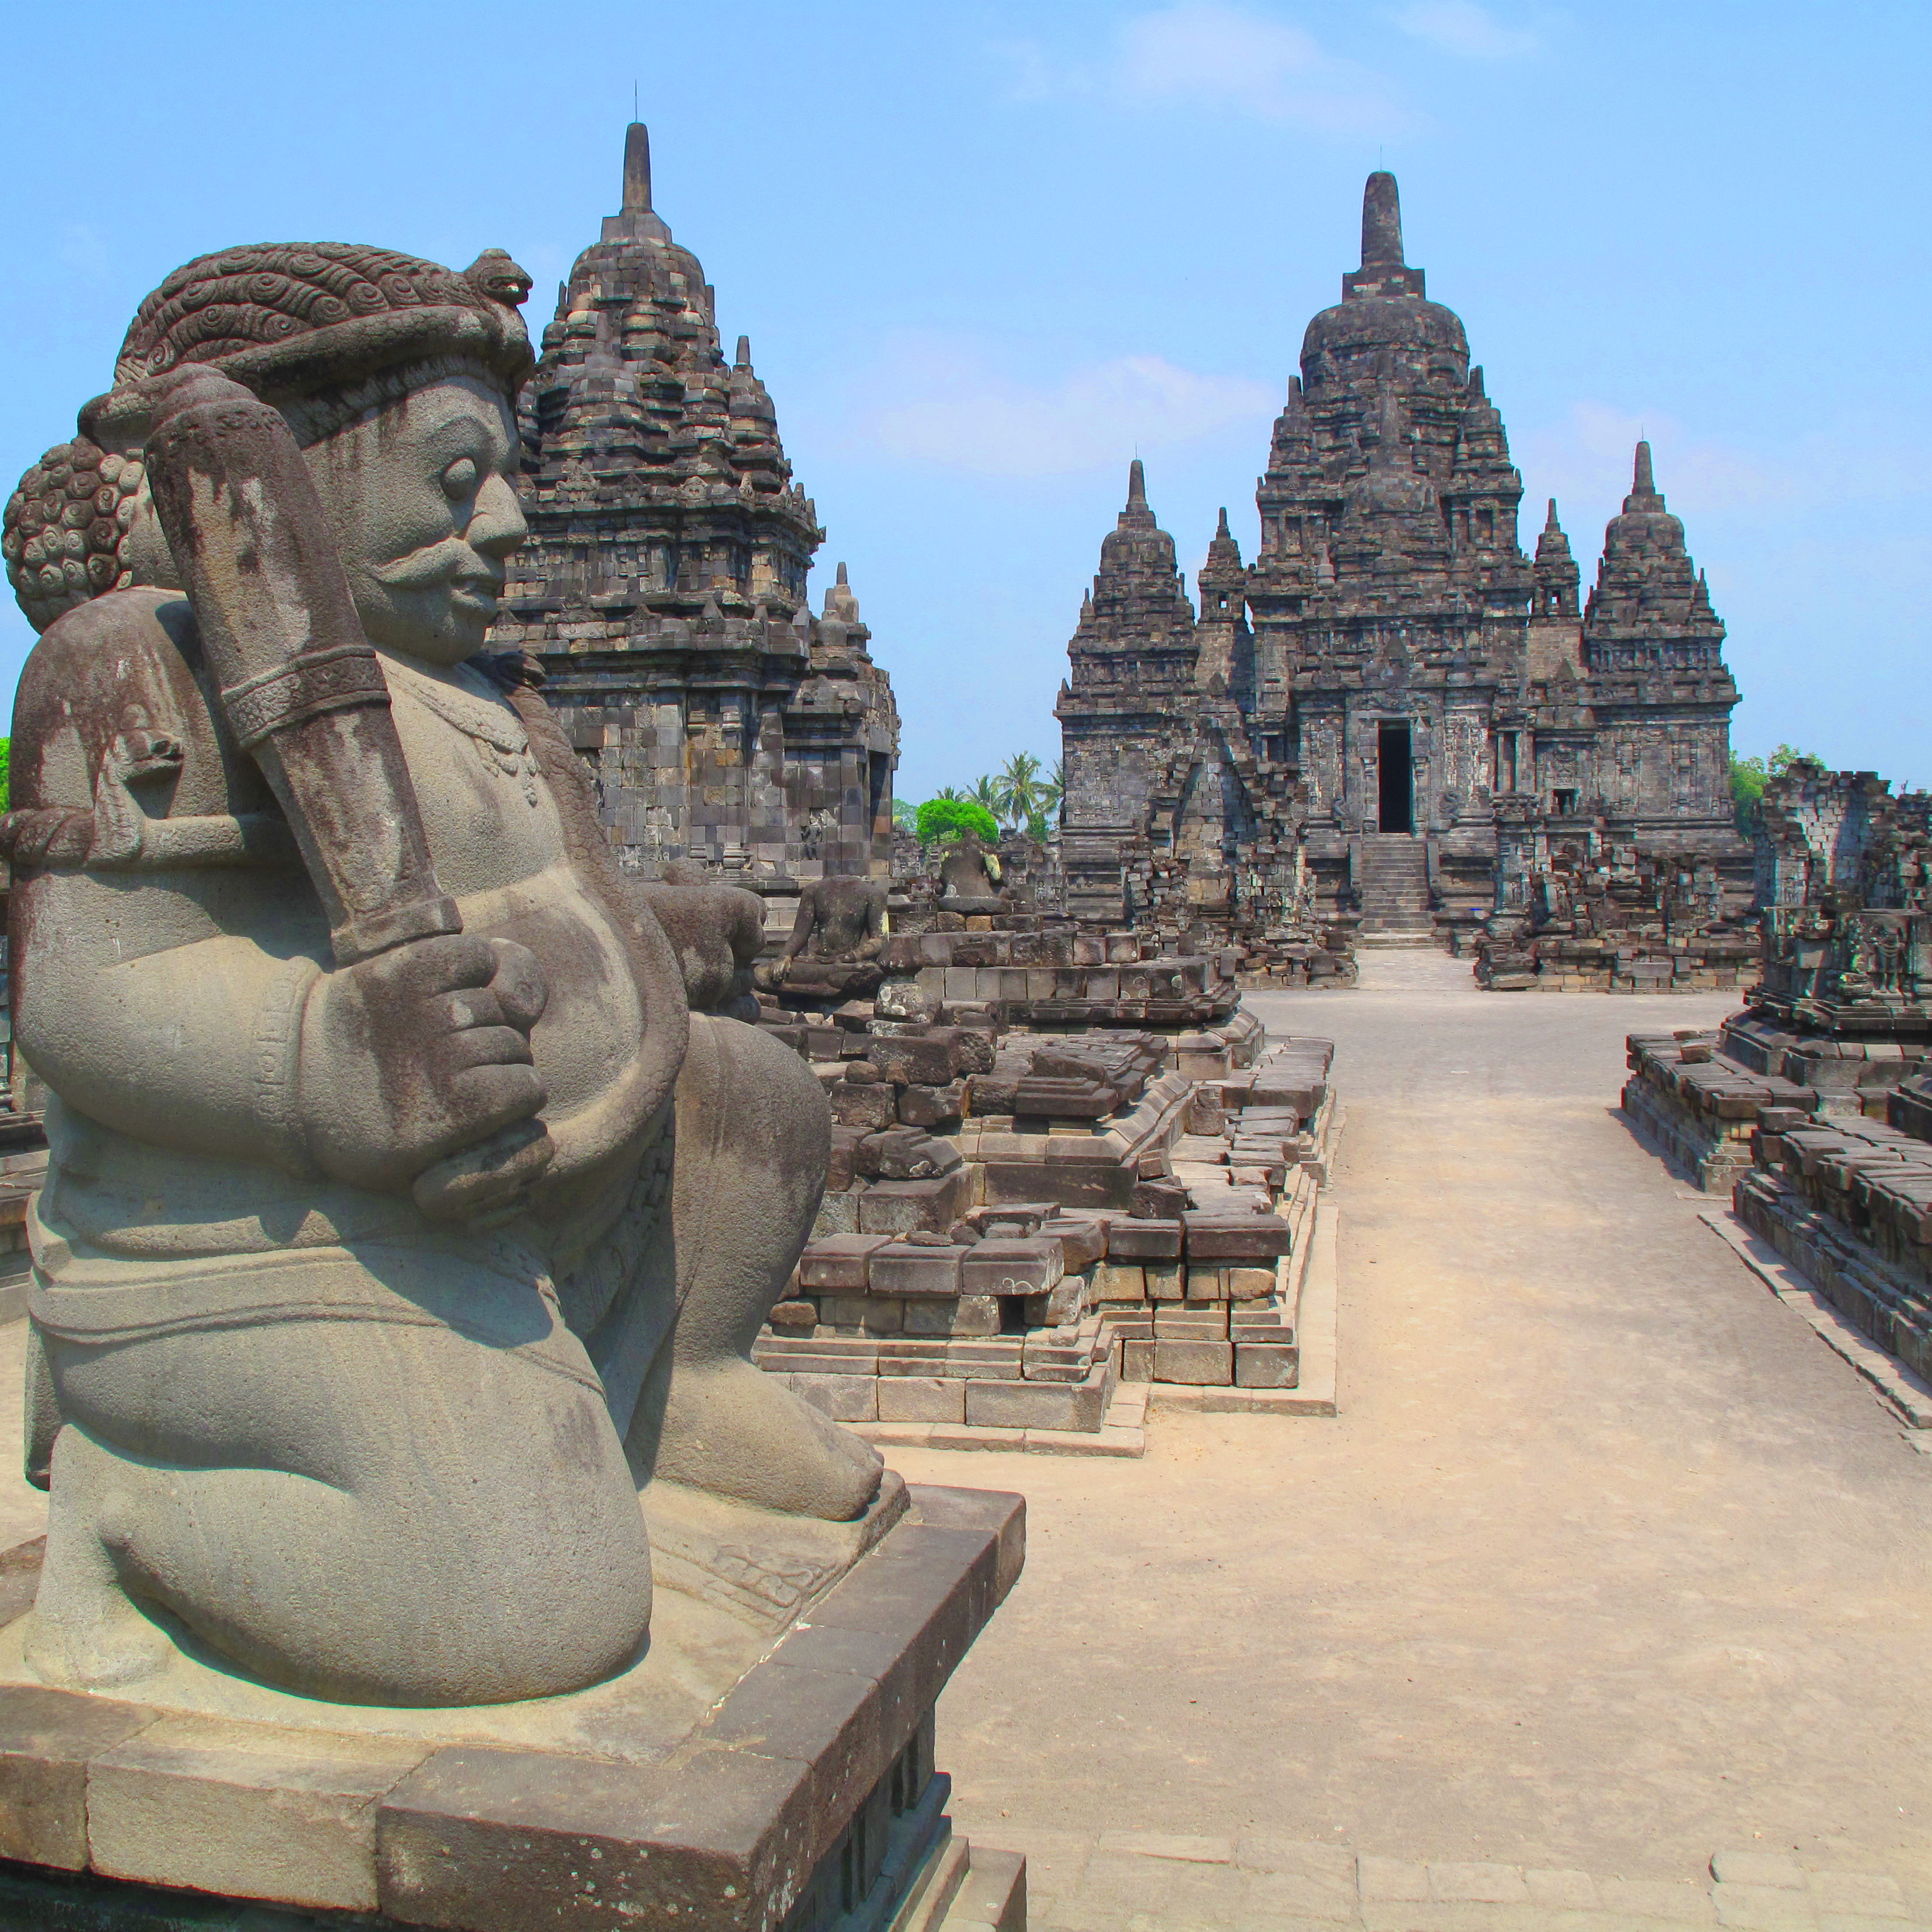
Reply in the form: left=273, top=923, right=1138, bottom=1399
left=753, top=946, right=1335, bottom=1433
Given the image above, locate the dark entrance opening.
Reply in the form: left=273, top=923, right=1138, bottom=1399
left=1377, top=720, right=1413, bottom=834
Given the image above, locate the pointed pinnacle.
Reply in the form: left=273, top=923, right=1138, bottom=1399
left=735, top=334, right=752, bottom=370
left=1216, top=506, right=1232, bottom=538
left=1361, top=170, right=1405, bottom=268
left=1633, top=439, right=1655, bottom=495
left=1545, top=497, right=1560, bottom=530
left=1127, top=457, right=1148, bottom=509
left=623, top=123, right=652, bottom=214
left=836, top=561, right=849, bottom=585
left=1469, top=365, right=1486, bottom=399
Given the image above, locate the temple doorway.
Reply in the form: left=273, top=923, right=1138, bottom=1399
left=1378, top=719, right=1414, bottom=834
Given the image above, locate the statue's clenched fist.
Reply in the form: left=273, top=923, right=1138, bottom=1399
left=299, top=932, right=553, bottom=1221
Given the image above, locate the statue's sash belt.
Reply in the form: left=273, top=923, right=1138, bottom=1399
left=28, top=1239, right=603, bottom=1396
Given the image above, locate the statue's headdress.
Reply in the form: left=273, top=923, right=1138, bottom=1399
left=5, top=242, right=533, bottom=634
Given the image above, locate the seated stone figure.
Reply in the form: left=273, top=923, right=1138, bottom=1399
left=757, top=870, right=888, bottom=999
left=0, top=243, right=880, bottom=1708
left=938, top=829, right=1005, bottom=914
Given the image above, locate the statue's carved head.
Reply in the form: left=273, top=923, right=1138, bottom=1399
left=5, top=241, right=536, bottom=663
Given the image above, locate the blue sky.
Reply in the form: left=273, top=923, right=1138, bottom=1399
left=2, top=1, right=1926, bottom=799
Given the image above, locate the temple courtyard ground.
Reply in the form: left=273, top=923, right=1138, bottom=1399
left=0, top=951, right=1928, bottom=1926
left=888, top=948, right=1932, bottom=1930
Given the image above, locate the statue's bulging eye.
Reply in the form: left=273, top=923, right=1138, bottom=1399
left=441, top=457, right=480, bottom=501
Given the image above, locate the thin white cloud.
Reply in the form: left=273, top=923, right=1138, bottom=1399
left=1522, top=401, right=1797, bottom=518
left=1392, top=1, right=1540, bottom=59
left=997, top=2, right=1411, bottom=136
left=841, top=336, right=1275, bottom=478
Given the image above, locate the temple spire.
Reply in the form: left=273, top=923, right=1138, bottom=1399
left=1545, top=497, right=1561, bottom=532
left=603, top=121, right=672, bottom=243
left=1624, top=439, right=1664, bottom=511
left=1342, top=171, right=1426, bottom=299
left=1127, top=457, right=1147, bottom=511
left=1362, top=171, right=1406, bottom=267
left=623, top=123, right=652, bottom=212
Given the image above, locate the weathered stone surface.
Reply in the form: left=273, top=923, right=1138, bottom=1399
left=2, top=226, right=884, bottom=1709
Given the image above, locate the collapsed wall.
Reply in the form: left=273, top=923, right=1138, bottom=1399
left=753, top=889, right=1339, bottom=1449
left=1622, top=763, right=1932, bottom=1383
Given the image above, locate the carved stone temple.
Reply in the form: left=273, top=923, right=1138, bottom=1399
left=492, top=125, right=900, bottom=881
left=1057, top=172, right=1748, bottom=948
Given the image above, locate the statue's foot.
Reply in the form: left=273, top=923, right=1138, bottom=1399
left=25, top=1538, right=169, bottom=1691
left=653, top=1360, right=884, bottom=1522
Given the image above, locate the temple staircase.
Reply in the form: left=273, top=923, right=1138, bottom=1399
left=1355, top=835, right=1435, bottom=948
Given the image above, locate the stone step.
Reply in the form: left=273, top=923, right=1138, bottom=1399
left=1355, top=930, right=1440, bottom=949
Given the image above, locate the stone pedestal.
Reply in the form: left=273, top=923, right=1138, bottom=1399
left=0, top=1487, right=1025, bottom=1932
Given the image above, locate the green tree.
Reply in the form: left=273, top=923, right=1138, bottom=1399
left=932, top=785, right=964, bottom=802
left=916, top=798, right=1000, bottom=847
left=967, top=774, right=1002, bottom=820
left=891, top=796, right=918, bottom=834
left=1731, top=742, right=1821, bottom=838
left=994, top=752, right=1046, bottom=832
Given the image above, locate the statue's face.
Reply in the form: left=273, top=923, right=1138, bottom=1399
left=303, top=375, right=525, bottom=665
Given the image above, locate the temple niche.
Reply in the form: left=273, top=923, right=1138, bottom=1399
left=1057, top=171, right=1749, bottom=958
left=493, top=125, right=900, bottom=882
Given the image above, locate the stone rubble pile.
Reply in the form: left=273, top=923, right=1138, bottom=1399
left=1475, top=843, right=1756, bottom=992
left=754, top=908, right=1336, bottom=1441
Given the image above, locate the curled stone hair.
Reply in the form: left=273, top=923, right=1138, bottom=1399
left=5, top=240, right=532, bottom=634
left=2, top=441, right=145, bottom=634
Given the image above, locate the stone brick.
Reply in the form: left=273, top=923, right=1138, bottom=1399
left=1093, top=1261, right=1147, bottom=1302
left=1042, top=1218, right=1108, bottom=1270
left=868, top=1245, right=965, bottom=1298
left=1184, top=1213, right=1293, bottom=1261
left=858, top=1169, right=973, bottom=1236
left=965, top=1371, right=1109, bottom=1431
left=875, top=1377, right=966, bottom=1424
left=0, top=1688, right=155, bottom=1870
left=1235, top=1341, right=1299, bottom=1388
left=829, top=1082, right=895, bottom=1132
left=88, top=1717, right=427, bottom=1911
left=798, top=1234, right=892, bottom=1292
left=1107, top=1218, right=1183, bottom=1260
left=1154, top=1339, right=1233, bottom=1384
left=788, top=1373, right=879, bottom=1422
left=960, top=1238, right=1063, bottom=1298
left=904, top=1295, right=998, bottom=1337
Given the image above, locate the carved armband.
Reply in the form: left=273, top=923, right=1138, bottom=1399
left=221, top=644, right=392, bottom=750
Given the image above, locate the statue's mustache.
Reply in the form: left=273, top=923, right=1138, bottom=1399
left=373, top=536, right=501, bottom=592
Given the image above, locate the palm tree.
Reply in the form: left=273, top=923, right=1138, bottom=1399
left=969, top=774, right=1002, bottom=820
left=933, top=785, right=964, bottom=802
left=995, top=752, right=1044, bottom=832
left=1039, top=760, right=1065, bottom=819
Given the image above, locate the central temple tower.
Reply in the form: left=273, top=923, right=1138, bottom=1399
left=1057, top=171, right=1746, bottom=940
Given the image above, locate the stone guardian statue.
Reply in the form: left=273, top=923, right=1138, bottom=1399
left=0, top=243, right=881, bottom=1707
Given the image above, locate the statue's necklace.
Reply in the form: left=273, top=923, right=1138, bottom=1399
left=387, top=659, right=543, bottom=808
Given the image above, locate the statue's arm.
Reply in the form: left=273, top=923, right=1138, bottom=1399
left=850, top=889, right=889, bottom=962
left=14, top=874, right=324, bottom=1173
left=633, top=880, right=765, bottom=1012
